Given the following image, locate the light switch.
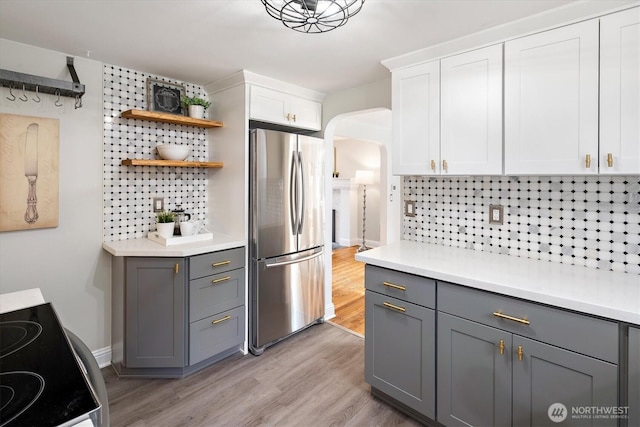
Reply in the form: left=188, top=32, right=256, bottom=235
left=404, top=200, right=416, bottom=217
left=489, top=205, right=503, bottom=225
left=153, top=197, right=164, bottom=212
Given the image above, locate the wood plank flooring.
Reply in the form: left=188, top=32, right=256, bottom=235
left=103, top=323, right=420, bottom=426
left=330, top=246, right=365, bottom=336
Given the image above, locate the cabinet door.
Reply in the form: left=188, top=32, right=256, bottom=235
left=512, top=336, right=618, bottom=427
left=600, top=7, right=640, bottom=175
left=505, top=20, right=599, bottom=175
left=125, top=258, right=185, bottom=368
left=392, top=60, right=440, bottom=175
left=441, top=44, right=503, bottom=175
left=365, top=291, right=435, bottom=418
left=437, top=312, right=512, bottom=427
left=250, top=85, right=290, bottom=126
left=630, top=327, right=640, bottom=427
left=289, top=96, right=322, bottom=131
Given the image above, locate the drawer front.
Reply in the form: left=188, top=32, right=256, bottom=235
left=189, top=268, right=245, bottom=322
left=189, top=306, right=244, bottom=366
left=365, top=265, right=435, bottom=309
left=437, top=282, right=619, bottom=363
left=190, top=247, right=245, bottom=280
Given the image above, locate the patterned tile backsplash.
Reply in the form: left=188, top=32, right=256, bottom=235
left=402, top=176, right=640, bottom=274
left=103, top=65, right=210, bottom=241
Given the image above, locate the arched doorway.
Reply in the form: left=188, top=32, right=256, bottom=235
left=322, top=108, right=400, bottom=324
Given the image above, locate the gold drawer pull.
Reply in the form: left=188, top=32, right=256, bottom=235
left=211, top=315, right=231, bottom=325
left=292, top=114, right=297, bottom=122
left=607, top=153, right=613, bottom=167
left=430, top=159, right=436, bottom=172
left=493, top=311, right=530, bottom=325
left=212, top=276, right=231, bottom=284
left=212, top=260, right=231, bottom=267
left=174, top=263, right=179, bottom=274
left=499, top=339, right=505, bottom=355
left=517, top=345, right=524, bottom=361
left=383, top=281, right=406, bottom=291
left=585, top=154, right=591, bottom=168
left=442, top=159, right=448, bottom=172
left=383, top=302, right=406, bottom=313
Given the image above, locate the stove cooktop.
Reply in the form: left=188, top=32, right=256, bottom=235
left=0, top=303, right=100, bottom=427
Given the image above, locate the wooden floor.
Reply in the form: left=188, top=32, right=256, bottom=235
left=330, top=246, right=365, bottom=336
left=103, top=323, right=420, bottom=426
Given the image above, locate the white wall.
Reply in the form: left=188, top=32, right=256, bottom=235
left=0, top=39, right=110, bottom=352
left=333, top=138, right=381, bottom=246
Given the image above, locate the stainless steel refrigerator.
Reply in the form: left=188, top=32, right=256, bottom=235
left=249, top=128, right=325, bottom=355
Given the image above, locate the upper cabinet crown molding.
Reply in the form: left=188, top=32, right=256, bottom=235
left=382, top=2, right=638, bottom=72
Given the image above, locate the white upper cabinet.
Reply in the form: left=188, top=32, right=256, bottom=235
left=392, top=61, right=440, bottom=175
left=441, top=44, right=503, bottom=175
left=600, top=7, right=640, bottom=175
left=505, top=20, right=599, bottom=175
left=250, top=85, right=322, bottom=131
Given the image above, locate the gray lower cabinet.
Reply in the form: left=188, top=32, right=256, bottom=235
left=630, top=327, right=640, bottom=427
left=124, top=257, right=186, bottom=368
left=438, top=282, right=619, bottom=427
left=111, top=246, right=245, bottom=377
left=364, top=266, right=435, bottom=420
left=437, top=312, right=512, bottom=427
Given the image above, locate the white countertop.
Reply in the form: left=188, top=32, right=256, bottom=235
left=102, top=232, right=245, bottom=257
left=355, top=241, right=640, bottom=325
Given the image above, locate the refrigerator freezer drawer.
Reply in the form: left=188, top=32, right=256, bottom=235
left=252, top=248, right=324, bottom=350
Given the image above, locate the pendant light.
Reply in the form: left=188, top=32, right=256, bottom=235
left=261, top=0, right=365, bottom=33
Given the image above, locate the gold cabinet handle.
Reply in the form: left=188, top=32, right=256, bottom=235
left=383, top=302, right=406, bottom=312
left=212, top=260, right=231, bottom=268
left=517, top=345, right=524, bottom=361
left=442, top=159, right=448, bottom=172
left=607, top=153, right=613, bottom=168
left=174, top=263, right=179, bottom=274
left=211, top=276, right=231, bottom=284
left=430, top=160, right=436, bottom=172
left=383, top=281, right=406, bottom=291
left=292, top=114, right=296, bottom=122
left=286, top=113, right=290, bottom=121
left=211, top=315, right=231, bottom=325
left=499, top=339, right=505, bottom=355
left=493, top=311, right=530, bottom=325
left=585, top=154, right=591, bottom=168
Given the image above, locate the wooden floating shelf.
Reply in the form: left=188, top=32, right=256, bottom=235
left=120, top=109, right=223, bottom=128
left=121, top=159, right=224, bottom=168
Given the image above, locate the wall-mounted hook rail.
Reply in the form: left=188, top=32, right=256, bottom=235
left=0, top=56, right=85, bottom=104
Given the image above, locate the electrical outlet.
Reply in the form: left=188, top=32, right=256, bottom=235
left=404, top=200, right=416, bottom=217
left=153, top=197, right=164, bottom=212
left=489, top=204, right=503, bottom=225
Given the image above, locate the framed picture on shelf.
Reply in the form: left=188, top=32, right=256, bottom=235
left=147, top=78, right=186, bottom=115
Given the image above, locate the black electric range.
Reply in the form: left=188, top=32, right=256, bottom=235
left=0, top=303, right=100, bottom=427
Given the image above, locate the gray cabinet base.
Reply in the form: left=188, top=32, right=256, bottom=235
left=370, top=387, right=437, bottom=427
left=111, top=346, right=241, bottom=378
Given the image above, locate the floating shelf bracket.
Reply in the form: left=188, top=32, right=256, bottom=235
left=0, top=56, right=86, bottom=107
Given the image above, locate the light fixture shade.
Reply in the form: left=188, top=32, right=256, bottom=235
left=354, top=170, right=374, bottom=185
left=261, top=0, right=365, bottom=33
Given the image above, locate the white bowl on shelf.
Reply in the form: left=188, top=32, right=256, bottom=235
left=156, top=144, right=191, bottom=161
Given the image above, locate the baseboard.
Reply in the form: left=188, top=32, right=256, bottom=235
left=92, top=346, right=112, bottom=369
left=324, top=302, right=336, bottom=321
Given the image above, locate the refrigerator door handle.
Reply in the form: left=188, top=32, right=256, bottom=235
left=289, top=150, right=298, bottom=235
left=265, top=249, right=324, bottom=268
left=297, top=151, right=305, bottom=235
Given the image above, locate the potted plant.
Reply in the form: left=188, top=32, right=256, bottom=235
left=156, top=210, right=175, bottom=239
left=181, top=95, right=211, bottom=119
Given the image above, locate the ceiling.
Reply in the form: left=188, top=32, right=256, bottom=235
left=0, top=0, right=589, bottom=94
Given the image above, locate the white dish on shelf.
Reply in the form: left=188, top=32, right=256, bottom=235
left=156, top=144, right=191, bottom=161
